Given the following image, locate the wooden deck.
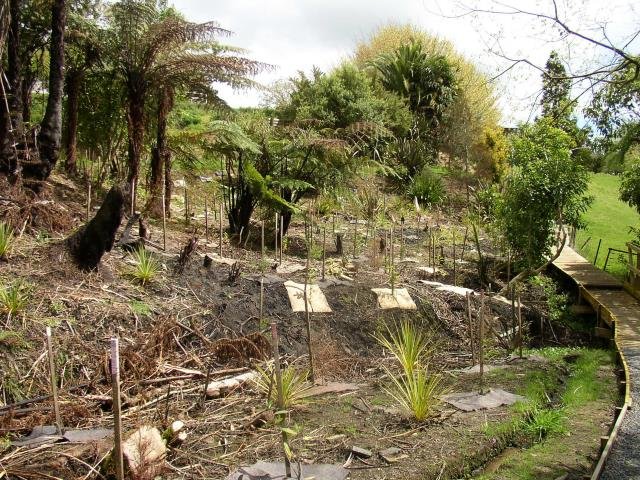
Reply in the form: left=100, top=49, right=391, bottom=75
left=552, top=246, right=640, bottom=479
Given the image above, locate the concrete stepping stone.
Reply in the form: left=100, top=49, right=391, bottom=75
left=276, top=262, right=306, bottom=274
left=226, top=461, right=348, bottom=480
left=284, top=281, right=332, bottom=312
left=442, top=388, right=525, bottom=411
left=418, top=280, right=473, bottom=296
left=371, top=288, right=417, bottom=310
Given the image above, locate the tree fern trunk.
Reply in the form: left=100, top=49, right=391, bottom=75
left=145, top=86, right=173, bottom=217
left=63, top=69, right=82, bottom=174
left=34, top=0, right=65, bottom=181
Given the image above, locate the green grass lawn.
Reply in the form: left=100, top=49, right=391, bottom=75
left=575, top=173, right=640, bottom=278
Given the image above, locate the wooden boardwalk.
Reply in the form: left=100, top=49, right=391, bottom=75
left=552, top=246, right=640, bottom=478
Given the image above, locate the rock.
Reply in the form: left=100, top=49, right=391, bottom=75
left=122, top=426, right=166, bottom=477
left=351, top=446, right=372, bottom=458
left=379, top=447, right=407, bottom=464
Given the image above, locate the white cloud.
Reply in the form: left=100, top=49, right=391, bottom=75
left=170, top=0, right=640, bottom=125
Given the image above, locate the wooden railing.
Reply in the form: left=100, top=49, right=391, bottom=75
left=627, top=242, right=640, bottom=293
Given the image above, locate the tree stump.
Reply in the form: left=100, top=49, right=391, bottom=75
left=67, top=183, right=128, bottom=270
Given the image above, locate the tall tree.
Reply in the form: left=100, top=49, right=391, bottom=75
left=30, top=0, right=66, bottom=181
left=540, top=51, right=572, bottom=123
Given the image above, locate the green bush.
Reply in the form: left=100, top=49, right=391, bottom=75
left=408, top=166, right=445, bottom=207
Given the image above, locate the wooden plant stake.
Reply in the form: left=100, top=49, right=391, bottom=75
left=261, top=220, right=265, bottom=260
left=390, top=225, right=395, bottom=295
left=275, top=213, right=279, bottom=256
left=400, top=218, right=405, bottom=261
left=332, top=213, right=336, bottom=234
left=304, top=249, right=315, bottom=382
left=518, top=293, right=523, bottom=359
left=460, top=226, right=468, bottom=262
left=322, top=222, right=326, bottom=281
left=46, top=327, right=63, bottom=434
left=466, top=293, right=475, bottom=365
left=204, top=197, right=209, bottom=241
left=110, top=338, right=124, bottom=480
left=279, top=215, right=284, bottom=265
left=270, top=322, right=292, bottom=478
left=259, top=277, right=264, bottom=325
left=507, top=250, right=511, bottom=285
left=161, top=181, right=167, bottom=251
left=478, top=292, right=485, bottom=394
left=219, top=203, right=223, bottom=257
left=353, top=216, right=358, bottom=259
left=238, top=226, right=244, bottom=247
left=452, top=230, right=457, bottom=286
left=86, top=181, right=91, bottom=221
left=184, top=185, right=189, bottom=225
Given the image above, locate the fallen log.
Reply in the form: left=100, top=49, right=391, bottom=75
left=206, top=371, right=257, bottom=398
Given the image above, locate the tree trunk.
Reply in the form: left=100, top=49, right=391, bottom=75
left=64, top=69, right=82, bottom=175
left=126, top=85, right=145, bottom=211
left=0, top=0, right=22, bottom=176
left=33, top=0, right=66, bottom=181
left=67, top=183, right=128, bottom=270
left=145, top=86, right=173, bottom=217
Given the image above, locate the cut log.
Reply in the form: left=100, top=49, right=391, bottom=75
left=206, top=371, right=257, bottom=398
left=67, top=183, right=128, bottom=270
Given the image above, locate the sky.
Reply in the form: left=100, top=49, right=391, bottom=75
left=169, top=0, right=640, bottom=125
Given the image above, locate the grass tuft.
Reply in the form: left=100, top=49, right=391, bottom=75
left=0, top=222, right=14, bottom=260
left=374, top=320, right=433, bottom=375
left=0, top=281, right=30, bottom=317
left=254, top=364, right=312, bottom=409
left=383, top=365, right=445, bottom=421
left=130, top=246, right=160, bottom=286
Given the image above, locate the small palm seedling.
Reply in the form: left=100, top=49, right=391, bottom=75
left=374, top=320, right=433, bottom=375
left=0, top=281, right=30, bottom=318
left=254, top=364, right=312, bottom=409
left=383, top=365, right=445, bottom=421
left=0, top=222, right=14, bottom=261
left=130, top=246, right=160, bottom=286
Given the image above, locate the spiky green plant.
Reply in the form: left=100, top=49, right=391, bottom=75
left=130, top=246, right=160, bottom=286
left=0, top=222, right=14, bottom=260
left=254, top=364, right=312, bottom=409
left=0, top=282, right=30, bottom=317
left=374, top=321, right=433, bottom=375
left=383, top=365, right=445, bottom=421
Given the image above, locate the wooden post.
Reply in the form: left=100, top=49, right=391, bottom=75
left=594, top=238, right=602, bottom=266
left=603, top=248, right=612, bottom=271
left=46, top=327, right=63, bottom=434
left=518, top=293, right=523, bottom=359
left=466, top=293, right=475, bottom=365
left=110, top=338, right=124, bottom=480
left=270, top=323, right=292, bottom=478
left=219, top=203, right=223, bottom=258
left=204, top=197, right=209, bottom=241
left=479, top=292, right=485, bottom=393
left=322, top=222, right=326, bottom=281
left=86, top=181, right=91, bottom=221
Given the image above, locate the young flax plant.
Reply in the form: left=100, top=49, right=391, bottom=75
left=375, top=321, right=446, bottom=421
left=0, top=222, right=14, bottom=261
left=129, top=246, right=161, bottom=286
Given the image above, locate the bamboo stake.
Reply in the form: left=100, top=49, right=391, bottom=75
left=161, top=182, right=167, bottom=251
left=204, top=197, right=209, bottom=241
left=518, top=293, right=523, bottom=359
left=219, top=204, right=223, bottom=258
left=110, top=338, right=124, bottom=480
left=270, top=323, right=291, bottom=478
left=46, top=327, right=63, bottom=434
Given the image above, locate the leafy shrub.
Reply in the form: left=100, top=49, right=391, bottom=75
left=0, top=222, right=14, bottom=260
left=0, top=281, right=30, bottom=317
left=408, top=166, right=445, bottom=207
left=254, top=364, right=312, bottom=409
left=130, top=246, right=160, bottom=286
